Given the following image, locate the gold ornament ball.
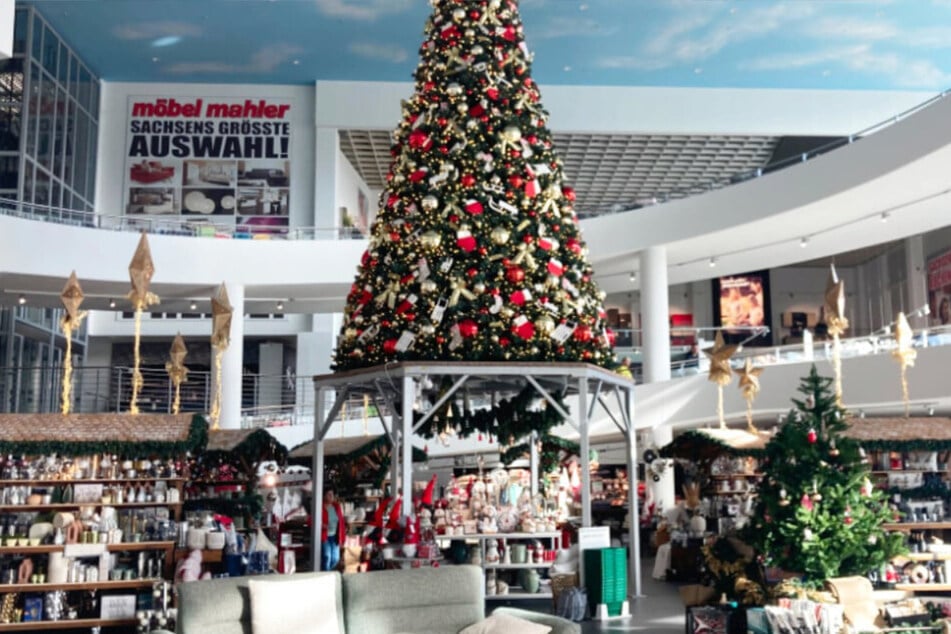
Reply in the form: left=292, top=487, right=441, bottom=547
left=531, top=346, right=540, bottom=354
left=421, top=195, right=439, bottom=212
left=457, top=103, right=469, bottom=115
left=464, top=28, right=475, bottom=37
left=535, top=316, right=555, bottom=335
left=466, top=119, right=479, bottom=130
left=420, top=230, right=443, bottom=250
left=472, top=45, right=484, bottom=56
left=447, top=83, right=463, bottom=97
left=344, top=328, right=357, bottom=340
left=473, top=282, right=486, bottom=294
left=546, top=275, right=560, bottom=288
left=490, top=227, right=511, bottom=245
left=421, top=279, right=438, bottom=294
left=500, top=307, right=514, bottom=319
left=421, top=324, right=436, bottom=335
left=452, top=7, right=465, bottom=20
left=502, top=125, right=522, bottom=143
left=352, top=348, right=363, bottom=358
left=353, top=315, right=364, bottom=324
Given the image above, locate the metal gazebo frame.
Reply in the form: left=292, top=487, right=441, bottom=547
left=310, top=361, right=642, bottom=597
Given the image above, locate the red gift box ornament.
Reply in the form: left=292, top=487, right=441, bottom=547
left=409, top=130, right=433, bottom=151
left=410, top=168, right=429, bottom=182
left=512, top=315, right=535, bottom=339
left=547, top=258, right=564, bottom=276
left=396, top=294, right=418, bottom=315
left=537, top=236, right=558, bottom=251
left=458, top=319, right=479, bottom=338
left=456, top=228, right=477, bottom=253
left=509, top=289, right=532, bottom=306
left=464, top=199, right=484, bottom=215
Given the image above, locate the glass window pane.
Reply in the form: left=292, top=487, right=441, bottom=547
left=42, top=25, right=57, bottom=76
left=31, top=12, right=42, bottom=61
left=77, top=66, right=89, bottom=114
left=50, top=178, right=60, bottom=209
left=72, top=110, right=87, bottom=196
left=88, top=80, right=98, bottom=118
left=14, top=10, right=27, bottom=55
left=58, top=40, right=69, bottom=84
left=85, top=121, right=97, bottom=202
left=33, top=165, right=49, bottom=206
left=21, top=159, right=33, bottom=203
left=0, top=59, right=23, bottom=152
left=37, top=72, right=54, bottom=171
left=69, top=54, right=79, bottom=101
left=52, top=86, right=65, bottom=178
left=25, top=62, right=40, bottom=158
left=62, top=98, right=75, bottom=186
left=0, top=156, right=18, bottom=189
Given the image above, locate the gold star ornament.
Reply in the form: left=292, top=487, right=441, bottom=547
left=128, top=233, right=159, bottom=310
left=705, top=330, right=738, bottom=387
left=60, top=270, right=85, bottom=325
left=824, top=263, right=849, bottom=337
left=892, top=311, right=916, bottom=369
left=738, top=358, right=764, bottom=401
left=211, top=283, right=233, bottom=350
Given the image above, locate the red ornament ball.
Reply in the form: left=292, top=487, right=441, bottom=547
left=562, top=186, right=576, bottom=201
left=807, top=428, right=818, bottom=444
left=458, top=319, right=479, bottom=338
left=505, top=266, right=525, bottom=284
left=383, top=339, right=398, bottom=354
left=461, top=174, right=476, bottom=188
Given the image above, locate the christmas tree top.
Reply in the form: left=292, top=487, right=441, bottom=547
left=333, top=0, right=616, bottom=371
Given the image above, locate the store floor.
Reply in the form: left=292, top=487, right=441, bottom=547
left=496, top=557, right=685, bottom=633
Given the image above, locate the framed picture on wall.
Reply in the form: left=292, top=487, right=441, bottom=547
left=927, top=248, right=951, bottom=327
left=712, top=270, right=771, bottom=346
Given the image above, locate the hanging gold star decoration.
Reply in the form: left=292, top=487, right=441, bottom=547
left=209, top=283, right=233, bottom=429
left=737, top=358, right=764, bottom=434
left=892, top=311, right=917, bottom=417
left=165, top=334, right=189, bottom=415
left=59, top=271, right=87, bottom=415
left=706, top=330, right=738, bottom=428
left=824, top=263, right=848, bottom=405
left=126, top=233, right=160, bottom=414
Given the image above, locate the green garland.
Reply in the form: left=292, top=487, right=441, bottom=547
left=659, top=429, right=765, bottom=461
left=200, top=428, right=288, bottom=480
left=500, top=434, right=579, bottom=476
left=850, top=438, right=951, bottom=451
left=417, top=385, right=568, bottom=443
left=0, top=414, right=208, bottom=459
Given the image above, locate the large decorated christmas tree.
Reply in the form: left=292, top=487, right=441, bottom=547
left=333, top=0, right=615, bottom=371
left=746, top=366, right=904, bottom=586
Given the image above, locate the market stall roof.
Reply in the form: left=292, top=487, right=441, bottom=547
left=204, top=428, right=287, bottom=460
left=660, top=427, right=770, bottom=461
left=289, top=435, right=427, bottom=463
left=0, top=413, right=207, bottom=457
left=842, top=416, right=951, bottom=450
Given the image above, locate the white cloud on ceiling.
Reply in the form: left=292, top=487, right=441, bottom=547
left=742, top=44, right=950, bottom=89
left=811, top=17, right=898, bottom=41
left=314, top=0, right=413, bottom=21
left=530, top=16, right=617, bottom=40
left=113, top=21, right=202, bottom=40
left=349, top=42, right=409, bottom=63
left=165, top=43, right=304, bottom=74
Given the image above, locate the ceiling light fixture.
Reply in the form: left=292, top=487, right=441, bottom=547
left=276, top=301, right=285, bottom=311
left=189, top=301, right=197, bottom=311
left=629, top=271, right=637, bottom=282
left=108, top=299, right=116, bottom=309
left=708, top=257, right=717, bottom=268
left=881, top=211, right=890, bottom=222
left=17, top=294, right=26, bottom=305
left=800, top=236, right=809, bottom=248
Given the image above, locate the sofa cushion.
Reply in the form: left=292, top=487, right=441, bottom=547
left=249, top=574, right=342, bottom=634
left=176, top=572, right=342, bottom=634
left=459, top=612, right=552, bottom=634
left=343, top=565, right=484, bottom=634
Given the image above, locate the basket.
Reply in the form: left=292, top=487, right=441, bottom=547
left=550, top=571, right=579, bottom=609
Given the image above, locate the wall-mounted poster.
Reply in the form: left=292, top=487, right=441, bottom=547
left=712, top=270, right=771, bottom=346
left=927, top=248, right=951, bottom=326
left=123, top=96, right=291, bottom=235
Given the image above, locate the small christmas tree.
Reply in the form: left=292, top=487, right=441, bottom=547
left=747, top=366, right=904, bottom=587
left=332, top=0, right=616, bottom=371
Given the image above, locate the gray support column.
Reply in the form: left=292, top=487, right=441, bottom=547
left=312, top=385, right=326, bottom=571
left=578, top=379, right=591, bottom=527
left=530, top=430, right=539, bottom=498
left=401, top=375, right=415, bottom=516
left=314, top=128, right=340, bottom=235
left=905, top=235, right=929, bottom=329
left=626, top=386, right=642, bottom=597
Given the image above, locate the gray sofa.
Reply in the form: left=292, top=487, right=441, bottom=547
left=161, top=565, right=580, bottom=634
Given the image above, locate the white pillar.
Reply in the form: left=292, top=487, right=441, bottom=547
left=639, top=246, right=671, bottom=383
left=905, top=235, right=929, bottom=329
left=216, top=283, right=244, bottom=429
left=314, top=127, right=339, bottom=235
left=639, top=246, right=675, bottom=512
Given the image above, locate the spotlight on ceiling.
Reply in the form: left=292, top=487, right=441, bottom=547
left=708, top=257, right=717, bottom=268
left=629, top=271, right=637, bottom=282
left=17, top=294, right=26, bottom=305
left=108, top=299, right=116, bottom=309
left=800, top=236, right=809, bottom=248
left=189, top=301, right=197, bottom=311
left=928, top=406, right=936, bottom=417
left=881, top=211, right=890, bottom=223
left=276, top=301, right=285, bottom=312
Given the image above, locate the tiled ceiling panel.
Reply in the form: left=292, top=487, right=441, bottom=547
left=339, top=130, right=779, bottom=217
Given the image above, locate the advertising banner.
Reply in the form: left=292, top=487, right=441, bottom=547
left=123, top=96, right=292, bottom=234
left=713, top=270, right=771, bottom=345
left=927, top=248, right=951, bottom=326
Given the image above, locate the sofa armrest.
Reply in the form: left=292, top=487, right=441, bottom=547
left=491, top=607, right=581, bottom=634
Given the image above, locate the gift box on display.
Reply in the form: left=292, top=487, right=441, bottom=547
left=687, top=606, right=730, bottom=634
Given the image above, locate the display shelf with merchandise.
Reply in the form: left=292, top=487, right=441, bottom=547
left=461, top=531, right=561, bottom=600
